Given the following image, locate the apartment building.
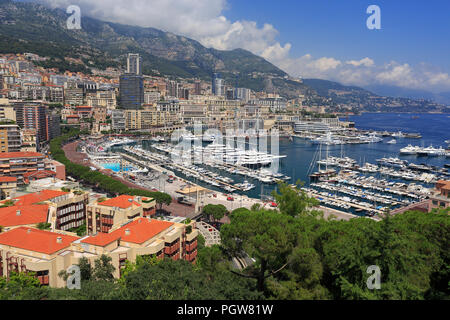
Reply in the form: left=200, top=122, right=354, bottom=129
left=20, top=129, right=37, bottom=152
left=124, top=108, right=180, bottom=131
left=0, top=106, right=16, bottom=122
left=8, top=189, right=89, bottom=232
left=0, top=176, right=17, bottom=199
left=86, top=195, right=156, bottom=234
left=429, top=180, right=450, bottom=212
left=0, top=124, right=21, bottom=153
left=0, top=152, right=50, bottom=184
left=13, top=103, right=48, bottom=146
left=0, top=217, right=198, bottom=287
left=111, top=110, right=126, bottom=131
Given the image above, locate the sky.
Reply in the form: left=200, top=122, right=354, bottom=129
left=31, top=0, right=450, bottom=93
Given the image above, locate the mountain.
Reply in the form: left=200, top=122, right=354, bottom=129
left=303, top=79, right=449, bottom=113
left=0, top=0, right=310, bottom=97
left=365, top=85, right=450, bottom=105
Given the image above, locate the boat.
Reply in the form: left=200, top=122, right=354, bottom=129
left=387, top=139, right=397, bottom=144
left=400, top=145, right=421, bottom=155
left=392, top=131, right=405, bottom=138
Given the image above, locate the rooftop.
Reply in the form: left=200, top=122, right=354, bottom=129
left=0, top=204, right=48, bottom=227
left=0, top=152, right=44, bottom=159
left=0, top=227, right=79, bottom=254
left=82, top=218, right=174, bottom=246
left=98, top=195, right=140, bottom=209
left=0, top=176, right=17, bottom=183
left=12, top=189, right=69, bottom=206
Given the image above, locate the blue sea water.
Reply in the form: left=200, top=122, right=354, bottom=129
left=142, top=113, right=450, bottom=200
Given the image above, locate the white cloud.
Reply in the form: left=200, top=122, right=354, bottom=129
left=36, top=0, right=450, bottom=92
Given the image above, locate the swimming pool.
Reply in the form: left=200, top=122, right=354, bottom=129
left=101, top=163, right=134, bottom=173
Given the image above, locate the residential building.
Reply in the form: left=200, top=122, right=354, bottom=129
left=127, top=53, right=143, bottom=75
left=20, top=129, right=37, bottom=152
left=111, top=110, right=125, bottom=131
left=64, top=82, right=84, bottom=105
left=429, top=180, right=450, bottom=212
left=0, top=124, right=21, bottom=153
left=86, top=195, right=156, bottom=234
left=0, top=217, right=198, bottom=287
left=212, top=73, right=224, bottom=96
left=13, top=103, right=47, bottom=146
left=45, top=113, right=61, bottom=141
left=0, top=176, right=17, bottom=199
left=0, top=152, right=50, bottom=184
left=0, top=106, right=16, bottom=122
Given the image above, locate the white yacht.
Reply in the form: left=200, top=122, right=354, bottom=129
left=387, top=139, right=397, bottom=144
left=392, top=131, right=405, bottom=138
left=400, top=145, right=421, bottom=155
left=181, top=133, right=200, bottom=142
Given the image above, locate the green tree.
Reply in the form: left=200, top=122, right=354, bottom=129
left=221, top=208, right=298, bottom=292
left=271, top=181, right=321, bottom=218
left=92, top=255, right=115, bottom=282
left=36, top=222, right=52, bottom=230
left=202, top=204, right=228, bottom=223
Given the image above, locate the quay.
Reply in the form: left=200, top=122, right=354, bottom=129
left=120, top=150, right=245, bottom=192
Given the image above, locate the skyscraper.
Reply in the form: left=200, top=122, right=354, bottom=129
left=127, top=53, right=143, bottom=75
left=119, top=74, right=144, bottom=109
left=212, top=73, right=224, bottom=96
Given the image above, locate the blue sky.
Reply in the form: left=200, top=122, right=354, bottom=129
left=31, top=0, right=450, bottom=92
left=225, top=0, right=450, bottom=71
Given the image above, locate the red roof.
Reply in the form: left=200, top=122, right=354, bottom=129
left=81, top=218, right=174, bottom=246
left=0, top=205, right=49, bottom=227
left=0, top=227, right=79, bottom=254
left=13, top=190, right=69, bottom=206
left=23, top=170, right=56, bottom=179
left=0, top=152, right=44, bottom=159
left=98, top=195, right=140, bottom=209
left=0, top=177, right=17, bottom=183
left=80, top=232, right=121, bottom=247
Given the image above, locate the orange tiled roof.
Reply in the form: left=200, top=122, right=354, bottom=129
left=111, top=218, right=173, bottom=244
left=23, top=170, right=56, bottom=179
left=0, top=176, right=17, bottom=183
left=81, top=218, right=174, bottom=246
left=98, top=195, right=140, bottom=209
left=0, top=205, right=49, bottom=227
left=13, top=190, right=69, bottom=206
left=80, top=232, right=121, bottom=247
left=0, top=152, right=44, bottom=159
left=0, top=227, right=79, bottom=254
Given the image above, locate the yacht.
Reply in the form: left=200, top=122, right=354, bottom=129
left=181, top=133, right=200, bottom=142
left=387, top=139, right=397, bottom=144
left=400, top=145, right=421, bottom=155
left=392, top=131, right=405, bottom=138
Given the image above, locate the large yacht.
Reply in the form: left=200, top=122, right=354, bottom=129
left=400, top=145, right=421, bottom=155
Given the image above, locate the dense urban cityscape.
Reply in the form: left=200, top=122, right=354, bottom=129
left=0, top=0, right=448, bottom=306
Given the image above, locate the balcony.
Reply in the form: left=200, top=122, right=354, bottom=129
left=37, top=275, right=49, bottom=285
left=186, top=250, right=197, bottom=262
left=164, top=241, right=180, bottom=255
left=185, top=240, right=197, bottom=252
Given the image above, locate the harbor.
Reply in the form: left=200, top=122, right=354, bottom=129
left=83, top=112, right=449, bottom=219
